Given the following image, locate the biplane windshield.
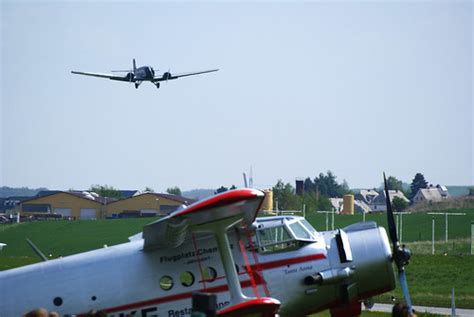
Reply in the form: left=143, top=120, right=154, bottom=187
left=255, top=216, right=318, bottom=253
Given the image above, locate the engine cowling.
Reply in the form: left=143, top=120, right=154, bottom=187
left=162, top=72, right=172, bottom=80
left=125, top=72, right=135, bottom=82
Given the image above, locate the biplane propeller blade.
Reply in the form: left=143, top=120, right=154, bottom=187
left=383, top=172, right=413, bottom=315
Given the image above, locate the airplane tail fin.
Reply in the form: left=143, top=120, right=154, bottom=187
left=133, top=58, right=137, bottom=73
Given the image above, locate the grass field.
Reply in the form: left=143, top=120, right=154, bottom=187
left=374, top=254, right=474, bottom=308
left=309, top=311, right=443, bottom=317
left=1, top=210, right=474, bottom=309
left=306, top=209, right=474, bottom=243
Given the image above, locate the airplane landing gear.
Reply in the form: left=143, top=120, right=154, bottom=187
left=155, top=82, right=160, bottom=89
left=135, top=83, right=139, bottom=89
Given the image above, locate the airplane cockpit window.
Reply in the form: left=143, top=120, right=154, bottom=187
left=258, top=226, right=292, bottom=246
left=289, top=222, right=314, bottom=240
left=255, top=216, right=318, bottom=253
left=300, top=219, right=318, bottom=236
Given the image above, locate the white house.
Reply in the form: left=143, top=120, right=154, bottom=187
left=354, top=200, right=371, bottom=214
left=356, top=189, right=379, bottom=205
left=412, top=185, right=450, bottom=204
left=370, top=190, right=409, bottom=212
left=329, top=198, right=344, bottom=212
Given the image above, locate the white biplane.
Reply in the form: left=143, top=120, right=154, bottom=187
left=0, top=175, right=412, bottom=316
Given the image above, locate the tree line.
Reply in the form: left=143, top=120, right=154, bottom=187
left=64, top=171, right=435, bottom=213
left=272, top=171, right=351, bottom=212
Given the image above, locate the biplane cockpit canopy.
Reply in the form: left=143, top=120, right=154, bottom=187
left=254, top=216, right=319, bottom=253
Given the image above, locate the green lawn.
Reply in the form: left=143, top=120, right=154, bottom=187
left=305, top=209, right=474, bottom=243
left=310, top=311, right=443, bottom=317
left=1, top=211, right=474, bottom=309
left=0, top=218, right=153, bottom=259
left=306, top=210, right=474, bottom=308
left=0, top=218, right=156, bottom=271
left=374, top=254, right=474, bottom=308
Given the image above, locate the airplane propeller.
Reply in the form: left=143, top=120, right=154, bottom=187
left=383, top=172, right=413, bottom=315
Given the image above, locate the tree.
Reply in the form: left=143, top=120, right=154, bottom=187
left=166, top=187, right=182, bottom=196
left=214, top=185, right=236, bottom=194
left=300, top=191, right=332, bottom=212
left=143, top=187, right=154, bottom=193
left=313, top=171, right=350, bottom=198
left=341, top=179, right=351, bottom=195
left=392, top=196, right=408, bottom=213
left=89, top=185, right=122, bottom=199
left=386, top=176, right=404, bottom=192
left=303, top=177, right=315, bottom=193
left=215, top=186, right=228, bottom=194
left=409, top=173, right=428, bottom=199
left=270, top=178, right=340, bottom=212
left=272, top=180, right=301, bottom=210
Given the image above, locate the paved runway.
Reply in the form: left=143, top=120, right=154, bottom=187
left=367, top=303, right=474, bottom=316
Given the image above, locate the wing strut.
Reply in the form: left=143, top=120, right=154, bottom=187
left=141, top=188, right=280, bottom=316
left=197, top=215, right=248, bottom=304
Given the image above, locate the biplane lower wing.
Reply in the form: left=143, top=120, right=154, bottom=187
left=142, top=188, right=265, bottom=251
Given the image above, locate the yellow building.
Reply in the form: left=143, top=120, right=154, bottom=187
left=19, top=192, right=104, bottom=219
left=18, top=191, right=194, bottom=220
left=106, top=193, right=191, bottom=217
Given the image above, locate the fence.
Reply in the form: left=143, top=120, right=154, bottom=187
left=304, top=209, right=474, bottom=256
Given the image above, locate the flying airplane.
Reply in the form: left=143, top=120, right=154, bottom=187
left=71, top=59, right=219, bottom=89
left=0, top=176, right=412, bottom=317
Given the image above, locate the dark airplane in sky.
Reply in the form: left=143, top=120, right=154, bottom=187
left=71, top=59, right=219, bottom=89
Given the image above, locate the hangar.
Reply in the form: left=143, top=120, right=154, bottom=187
left=106, top=192, right=193, bottom=218
left=19, top=191, right=104, bottom=219
left=17, top=191, right=194, bottom=220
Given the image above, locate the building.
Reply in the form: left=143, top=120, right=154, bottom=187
left=118, top=190, right=140, bottom=199
left=329, top=198, right=343, bottom=212
left=106, top=193, right=193, bottom=218
left=412, top=185, right=450, bottom=204
left=355, top=189, right=379, bottom=205
left=1, top=196, right=32, bottom=214
left=18, top=191, right=105, bottom=219
left=17, top=191, right=195, bottom=219
left=330, top=196, right=371, bottom=214
left=354, top=200, right=371, bottom=214
left=370, top=190, right=409, bottom=212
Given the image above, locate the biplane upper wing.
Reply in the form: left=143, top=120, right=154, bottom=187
left=142, top=188, right=265, bottom=251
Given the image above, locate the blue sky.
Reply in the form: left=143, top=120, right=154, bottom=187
left=1, top=1, right=472, bottom=191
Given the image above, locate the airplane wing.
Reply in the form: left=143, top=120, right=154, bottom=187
left=71, top=71, right=133, bottom=82
left=142, top=188, right=264, bottom=251
left=153, top=69, right=219, bottom=82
